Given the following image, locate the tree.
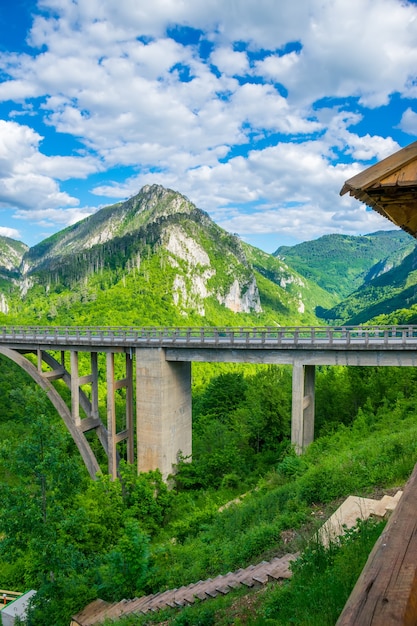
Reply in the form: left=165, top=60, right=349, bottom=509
left=118, top=463, right=173, bottom=534
left=98, top=519, right=149, bottom=601
left=0, top=388, right=94, bottom=625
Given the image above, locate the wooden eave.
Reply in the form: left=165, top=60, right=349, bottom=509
left=340, top=140, right=417, bottom=238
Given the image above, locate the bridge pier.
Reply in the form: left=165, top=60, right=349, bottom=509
left=136, top=348, right=192, bottom=479
left=291, top=363, right=315, bottom=454
left=106, top=352, right=135, bottom=478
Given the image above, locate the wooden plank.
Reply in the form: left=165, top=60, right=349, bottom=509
left=336, top=461, right=417, bottom=625
left=340, top=141, right=417, bottom=195
left=380, top=160, right=417, bottom=185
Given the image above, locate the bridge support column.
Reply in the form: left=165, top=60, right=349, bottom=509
left=136, top=348, right=192, bottom=479
left=106, top=352, right=135, bottom=479
left=292, top=363, right=315, bottom=454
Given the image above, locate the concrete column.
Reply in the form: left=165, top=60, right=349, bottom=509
left=106, top=352, right=117, bottom=479
left=291, top=362, right=304, bottom=454
left=70, top=350, right=80, bottom=426
left=90, top=352, right=99, bottom=420
left=136, top=348, right=192, bottom=479
left=291, top=362, right=315, bottom=454
left=125, top=353, right=134, bottom=465
left=303, top=365, right=315, bottom=447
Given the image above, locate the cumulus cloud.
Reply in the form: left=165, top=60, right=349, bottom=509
left=1, top=0, right=417, bottom=244
left=399, top=107, right=417, bottom=135
left=13, top=206, right=98, bottom=226
left=256, top=0, right=417, bottom=107
left=0, top=226, right=22, bottom=239
left=217, top=203, right=392, bottom=242
left=0, top=120, right=97, bottom=212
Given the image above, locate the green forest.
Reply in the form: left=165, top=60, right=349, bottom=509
left=1, top=354, right=416, bottom=625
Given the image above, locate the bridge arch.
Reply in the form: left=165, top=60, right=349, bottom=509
left=0, top=346, right=102, bottom=478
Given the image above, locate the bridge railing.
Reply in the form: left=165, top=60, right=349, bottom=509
left=1, top=325, right=417, bottom=347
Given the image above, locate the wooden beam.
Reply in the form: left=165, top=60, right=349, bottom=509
left=340, top=141, right=417, bottom=195
left=336, top=462, right=417, bottom=625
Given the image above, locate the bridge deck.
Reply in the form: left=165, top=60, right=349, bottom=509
left=1, top=325, right=417, bottom=351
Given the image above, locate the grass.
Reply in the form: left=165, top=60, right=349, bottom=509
left=95, top=388, right=417, bottom=625
left=102, top=518, right=385, bottom=625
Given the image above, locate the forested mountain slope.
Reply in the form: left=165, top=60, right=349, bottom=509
left=0, top=185, right=326, bottom=327
left=275, top=231, right=414, bottom=301
left=320, top=245, right=417, bottom=324
left=2, top=188, right=417, bottom=327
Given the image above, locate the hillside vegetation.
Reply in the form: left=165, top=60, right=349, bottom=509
left=1, top=186, right=417, bottom=327
left=0, top=185, right=324, bottom=327
left=321, top=246, right=417, bottom=324
left=276, top=230, right=414, bottom=301
left=0, top=360, right=416, bottom=625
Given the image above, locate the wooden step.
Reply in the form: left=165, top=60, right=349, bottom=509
left=71, top=554, right=298, bottom=625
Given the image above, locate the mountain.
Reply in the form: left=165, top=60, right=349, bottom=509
left=0, top=236, right=28, bottom=274
left=275, top=231, right=415, bottom=301
left=243, top=243, right=337, bottom=317
left=320, top=245, right=417, bottom=324
left=0, top=236, right=29, bottom=314
left=3, top=185, right=417, bottom=328
left=0, top=185, right=323, bottom=327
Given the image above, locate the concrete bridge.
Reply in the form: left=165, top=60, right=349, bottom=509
left=1, top=324, right=417, bottom=480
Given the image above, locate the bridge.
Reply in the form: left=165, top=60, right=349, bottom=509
left=1, top=324, right=417, bottom=480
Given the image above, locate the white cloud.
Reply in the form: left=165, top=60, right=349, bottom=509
left=13, top=206, right=98, bottom=227
left=210, top=47, right=249, bottom=76
left=0, top=226, right=21, bottom=239
left=217, top=203, right=394, bottom=241
left=399, top=107, right=417, bottom=135
left=255, top=0, right=417, bottom=108
left=0, top=120, right=91, bottom=211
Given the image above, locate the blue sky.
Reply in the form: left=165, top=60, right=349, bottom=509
left=1, top=0, right=417, bottom=251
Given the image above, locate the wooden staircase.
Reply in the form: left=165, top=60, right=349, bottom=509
left=318, top=491, right=403, bottom=547
left=72, top=490, right=403, bottom=626
left=71, top=553, right=297, bottom=625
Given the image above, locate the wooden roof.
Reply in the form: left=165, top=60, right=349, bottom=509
left=340, top=140, right=417, bottom=238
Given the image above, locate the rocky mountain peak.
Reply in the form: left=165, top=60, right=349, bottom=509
left=24, top=185, right=198, bottom=272
left=0, top=237, right=28, bottom=274
left=128, top=184, right=196, bottom=219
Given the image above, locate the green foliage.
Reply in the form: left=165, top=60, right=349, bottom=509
left=194, top=372, right=248, bottom=422
left=0, top=390, right=98, bottom=625
left=323, top=246, right=417, bottom=324
left=72, top=475, right=125, bottom=554
left=98, top=519, right=149, bottom=601
left=276, top=230, right=413, bottom=301
left=262, top=518, right=385, bottom=625
left=119, top=464, right=173, bottom=535
left=1, top=361, right=417, bottom=624
left=175, top=367, right=292, bottom=490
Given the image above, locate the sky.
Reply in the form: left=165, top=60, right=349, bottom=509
left=1, top=0, right=417, bottom=252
